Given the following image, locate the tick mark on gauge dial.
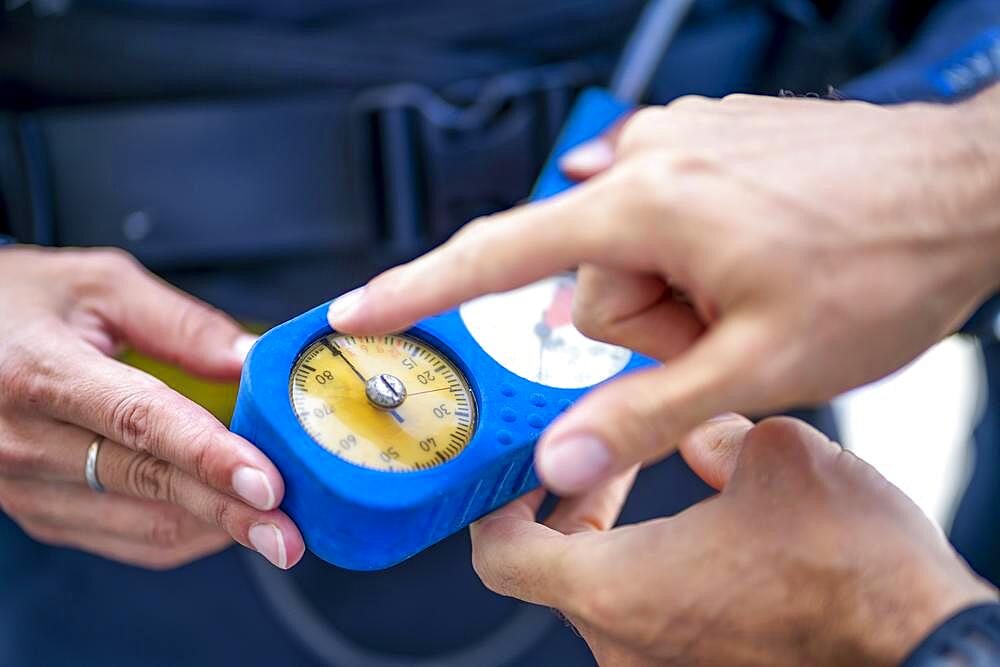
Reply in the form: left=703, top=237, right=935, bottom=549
left=323, top=339, right=367, bottom=383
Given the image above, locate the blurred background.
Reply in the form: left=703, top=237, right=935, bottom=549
left=838, top=335, right=986, bottom=529
left=1, top=1, right=998, bottom=666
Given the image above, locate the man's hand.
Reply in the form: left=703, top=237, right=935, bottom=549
left=0, top=246, right=304, bottom=569
left=329, top=86, right=1000, bottom=496
left=471, top=416, right=998, bottom=666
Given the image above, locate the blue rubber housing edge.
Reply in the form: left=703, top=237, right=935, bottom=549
left=532, top=88, right=632, bottom=200
left=232, top=88, right=648, bottom=570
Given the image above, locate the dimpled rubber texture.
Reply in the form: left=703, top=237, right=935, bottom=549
left=231, top=88, right=654, bottom=570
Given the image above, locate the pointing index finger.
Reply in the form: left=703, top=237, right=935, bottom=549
left=328, top=171, right=658, bottom=334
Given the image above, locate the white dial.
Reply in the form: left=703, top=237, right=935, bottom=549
left=459, top=275, right=632, bottom=389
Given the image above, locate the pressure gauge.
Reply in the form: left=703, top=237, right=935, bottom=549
left=231, top=88, right=651, bottom=570
left=290, top=333, right=476, bottom=472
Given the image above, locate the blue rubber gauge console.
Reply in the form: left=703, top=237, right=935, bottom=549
left=231, top=89, right=656, bottom=570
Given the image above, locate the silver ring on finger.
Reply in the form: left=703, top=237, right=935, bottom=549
left=85, top=435, right=106, bottom=493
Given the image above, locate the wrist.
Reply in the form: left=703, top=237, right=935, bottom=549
left=903, top=603, right=1000, bottom=667
left=937, top=86, right=1000, bottom=293
left=830, top=562, right=998, bottom=667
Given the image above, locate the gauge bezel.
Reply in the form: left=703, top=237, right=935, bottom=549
left=287, top=332, right=479, bottom=473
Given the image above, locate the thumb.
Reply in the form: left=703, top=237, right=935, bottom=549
left=94, top=254, right=255, bottom=380
left=676, top=413, right=754, bottom=491
left=679, top=416, right=844, bottom=494
left=535, top=316, right=773, bottom=496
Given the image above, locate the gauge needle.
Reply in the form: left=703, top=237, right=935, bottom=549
left=323, top=339, right=405, bottom=423
left=533, top=320, right=551, bottom=383
left=407, top=387, right=450, bottom=397
left=323, top=340, right=366, bottom=382
left=535, top=280, right=576, bottom=382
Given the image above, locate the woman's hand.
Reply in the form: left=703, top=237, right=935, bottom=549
left=0, top=246, right=304, bottom=569
left=329, top=87, right=1000, bottom=496
left=471, top=416, right=998, bottom=666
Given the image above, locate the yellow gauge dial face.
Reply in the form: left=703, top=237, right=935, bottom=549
left=289, top=333, right=477, bottom=472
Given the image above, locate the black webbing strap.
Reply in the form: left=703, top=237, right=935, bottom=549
left=0, top=62, right=597, bottom=271
left=0, top=2, right=652, bottom=269
left=0, top=3, right=644, bottom=105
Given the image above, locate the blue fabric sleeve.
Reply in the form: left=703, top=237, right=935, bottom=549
left=842, top=0, right=1000, bottom=104
left=903, top=603, right=1000, bottom=667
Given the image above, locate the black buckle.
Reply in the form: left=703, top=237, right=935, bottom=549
left=351, top=63, right=595, bottom=262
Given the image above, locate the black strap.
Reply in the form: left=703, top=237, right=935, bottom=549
left=0, top=62, right=593, bottom=271
left=0, top=3, right=644, bottom=106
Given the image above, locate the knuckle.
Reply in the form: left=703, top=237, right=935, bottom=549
left=3, top=345, right=61, bottom=413
left=662, top=148, right=721, bottom=178
left=73, top=247, right=142, bottom=296
left=448, top=218, right=499, bottom=275
left=573, top=579, right=631, bottom=636
left=570, top=277, right=605, bottom=339
left=188, top=430, right=215, bottom=485
left=209, top=496, right=236, bottom=533
left=452, top=216, right=497, bottom=257
left=106, top=389, right=160, bottom=452
left=0, top=441, right=45, bottom=478
left=469, top=521, right=525, bottom=597
left=173, top=300, right=229, bottom=349
left=124, top=453, right=175, bottom=501
left=146, top=513, right=187, bottom=549
left=92, top=247, right=142, bottom=277
left=667, top=94, right=712, bottom=112
left=615, top=152, right=693, bottom=216
left=17, top=520, right=63, bottom=547
left=470, top=546, right=500, bottom=594
left=571, top=298, right=612, bottom=344
left=742, top=417, right=821, bottom=471
left=0, top=480, right=31, bottom=518
left=617, top=106, right=665, bottom=156
left=176, top=422, right=229, bottom=487
left=747, top=416, right=803, bottom=443
left=721, top=93, right=756, bottom=104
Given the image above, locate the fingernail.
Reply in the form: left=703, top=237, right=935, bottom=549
left=249, top=523, right=288, bottom=569
left=707, top=412, right=743, bottom=423
left=559, top=140, right=615, bottom=174
left=233, top=467, right=276, bottom=510
left=327, top=287, right=365, bottom=327
left=537, top=435, right=612, bottom=495
left=232, top=334, right=258, bottom=363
